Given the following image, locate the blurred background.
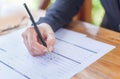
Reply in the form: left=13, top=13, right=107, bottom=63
left=0, top=0, right=104, bottom=26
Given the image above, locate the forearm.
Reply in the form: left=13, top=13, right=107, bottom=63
left=37, top=0, right=84, bottom=31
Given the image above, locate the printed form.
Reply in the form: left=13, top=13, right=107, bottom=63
left=0, top=28, right=115, bottom=79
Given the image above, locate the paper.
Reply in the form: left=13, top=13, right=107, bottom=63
left=0, top=61, right=27, bottom=79
left=0, top=28, right=115, bottom=79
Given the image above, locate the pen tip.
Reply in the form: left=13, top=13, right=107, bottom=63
left=48, top=51, right=51, bottom=54
left=47, top=49, right=52, bottom=54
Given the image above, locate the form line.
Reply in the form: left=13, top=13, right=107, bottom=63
left=53, top=51, right=81, bottom=64
left=56, top=38, right=98, bottom=54
left=0, top=60, right=30, bottom=79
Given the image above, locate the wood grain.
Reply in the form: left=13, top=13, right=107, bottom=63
left=68, top=21, right=120, bottom=79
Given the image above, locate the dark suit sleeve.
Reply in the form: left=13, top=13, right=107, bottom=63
left=36, top=0, right=84, bottom=31
left=101, top=0, right=120, bottom=32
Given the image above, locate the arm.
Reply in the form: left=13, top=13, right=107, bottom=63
left=22, top=0, right=84, bottom=56
left=37, top=0, right=84, bottom=31
left=101, top=0, right=120, bottom=31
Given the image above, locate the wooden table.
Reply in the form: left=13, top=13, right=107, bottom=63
left=0, top=10, right=120, bottom=79
left=67, top=21, right=120, bottom=79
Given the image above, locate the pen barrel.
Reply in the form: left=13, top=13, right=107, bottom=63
left=24, top=3, right=47, bottom=48
left=29, top=15, right=47, bottom=47
left=33, top=24, right=47, bottom=47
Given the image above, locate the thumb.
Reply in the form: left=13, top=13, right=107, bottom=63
left=46, top=32, right=56, bottom=52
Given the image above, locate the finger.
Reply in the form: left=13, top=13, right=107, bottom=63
left=30, top=42, right=48, bottom=56
left=22, top=28, right=36, bottom=55
left=23, top=39, right=32, bottom=54
left=22, top=31, right=27, bottom=41
left=27, top=27, right=48, bottom=56
left=22, top=27, right=42, bottom=56
left=24, top=41, right=45, bottom=56
left=22, top=31, right=32, bottom=52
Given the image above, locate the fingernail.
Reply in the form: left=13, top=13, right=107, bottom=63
left=49, top=46, right=53, bottom=52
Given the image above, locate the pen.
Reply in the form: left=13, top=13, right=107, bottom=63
left=23, top=3, right=48, bottom=49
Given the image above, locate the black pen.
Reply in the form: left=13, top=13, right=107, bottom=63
left=23, top=3, right=48, bottom=49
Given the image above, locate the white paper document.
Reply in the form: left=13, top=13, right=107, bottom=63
left=0, top=62, right=27, bottom=79
left=0, top=28, right=115, bottom=79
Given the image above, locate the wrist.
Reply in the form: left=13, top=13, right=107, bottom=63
left=38, top=23, right=51, bottom=28
left=37, top=23, right=54, bottom=33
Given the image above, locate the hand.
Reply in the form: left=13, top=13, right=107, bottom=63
left=22, top=23, right=55, bottom=56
